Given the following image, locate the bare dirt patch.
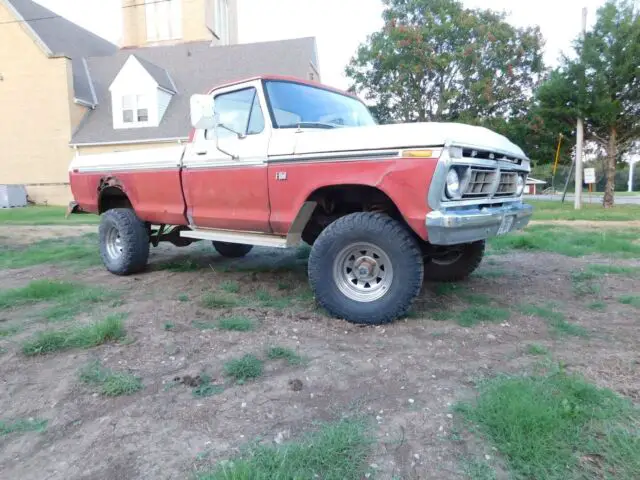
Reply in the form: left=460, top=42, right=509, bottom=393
left=1, top=230, right=638, bottom=480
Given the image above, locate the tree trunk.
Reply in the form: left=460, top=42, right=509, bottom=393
left=602, top=126, right=617, bottom=208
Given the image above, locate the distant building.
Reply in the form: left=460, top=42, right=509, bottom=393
left=525, top=177, right=547, bottom=195
left=0, top=0, right=319, bottom=205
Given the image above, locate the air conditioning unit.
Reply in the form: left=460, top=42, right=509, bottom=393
left=0, top=185, right=27, bottom=208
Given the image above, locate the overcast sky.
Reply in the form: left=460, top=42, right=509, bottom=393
left=37, top=0, right=606, bottom=89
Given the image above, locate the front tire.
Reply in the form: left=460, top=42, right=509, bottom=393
left=213, top=241, right=253, bottom=258
left=423, top=241, right=485, bottom=282
left=99, top=208, right=149, bottom=276
left=308, top=212, right=424, bottom=325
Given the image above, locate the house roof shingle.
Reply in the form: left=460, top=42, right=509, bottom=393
left=3, top=0, right=117, bottom=106
left=71, top=37, right=319, bottom=145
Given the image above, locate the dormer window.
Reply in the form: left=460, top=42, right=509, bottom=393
left=122, top=94, right=150, bottom=124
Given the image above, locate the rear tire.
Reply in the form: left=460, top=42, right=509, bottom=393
left=423, top=241, right=485, bottom=282
left=308, top=212, right=423, bottom=325
left=99, top=208, right=149, bottom=276
left=213, top=241, right=253, bottom=258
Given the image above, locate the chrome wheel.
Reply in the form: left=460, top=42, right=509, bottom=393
left=104, top=226, right=123, bottom=261
left=333, top=242, right=394, bottom=302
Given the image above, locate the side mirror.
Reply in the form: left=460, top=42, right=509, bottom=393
left=190, top=94, right=216, bottom=129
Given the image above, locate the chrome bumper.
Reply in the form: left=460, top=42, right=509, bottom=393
left=426, top=202, right=533, bottom=245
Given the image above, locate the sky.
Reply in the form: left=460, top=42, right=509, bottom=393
left=36, top=0, right=607, bottom=90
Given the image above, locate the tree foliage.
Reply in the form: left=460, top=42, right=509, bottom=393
left=345, top=0, right=555, bottom=161
left=537, top=0, right=640, bottom=206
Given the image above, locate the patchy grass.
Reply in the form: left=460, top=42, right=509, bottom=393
left=266, top=346, right=303, bottom=365
left=489, top=225, right=640, bottom=258
left=585, top=264, right=640, bottom=277
left=223, top=354, right=263, bottom=383
left=457, top=306, right=509, bottom=328
left=619, top=295, right=640, bottom=308
left=164, top=322, right=175, bottom=331
left=158, top=259, right=202, bottom=272
left=588, top=300, right=607, bottom=311
left=177, top=294, right=189, bottom=302
left=570, top=270, right=601, bottom=296
left=192, top=320, right=217, bottom=331
left=461, top=458, right=497, bottom=480
left=0, top=280, right=77, bottom=309
left=79, top=360, right=143, bottom=396
left=254, top=289, right=292, bottom=309
left=218, top=316, right=254, bottom=332
left=200, top=292, right=239, bottom=309
left=0, top=324, right=21, bottom=338
left=192, top=375, right=225, bottom=398
left=461, top=292, right=492, bottom=306
left=0, top=234, right=100, bottom=269
left=22, top=313, right=127, bottom=356
left=195, top=419, right=372, bottom=480
left=520, top=304, right=587, bottom=337
left=526, top=344, right=549, bottom=356
left=456, top=370, right=640, bottom=479
left=0, top=206, right=99, bottom=225
left=219, top=281, right=240, bottom=294
left=0, top=418, right=48, bottom=436
left=43, top=287, right=120, bottom=322
left=528, top=200, right=640, bottom=221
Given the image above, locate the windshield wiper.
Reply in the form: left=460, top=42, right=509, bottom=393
left=280, top=122, right=341, bottom=130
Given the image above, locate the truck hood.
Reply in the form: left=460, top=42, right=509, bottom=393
left=292, top=122, right=527, bottom=160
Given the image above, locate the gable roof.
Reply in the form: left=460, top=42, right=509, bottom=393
left=133, top=55, right=177, bottom=93
left=71, top=37, right=319, bottom=145
left=2, top=0, right=117, bottom=58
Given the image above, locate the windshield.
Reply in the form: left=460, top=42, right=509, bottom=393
left=264, top=80, right=377, bottom=129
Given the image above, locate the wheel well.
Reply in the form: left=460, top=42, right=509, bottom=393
left=98, top=186, right=132, bottom=214
left=301, top=185, right=406, bottom=244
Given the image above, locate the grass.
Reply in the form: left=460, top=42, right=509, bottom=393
left=619, top=295, right=640, bottom=308
left=588, top=300, right=607, bottom=311
left=0, top=324, right=21, bottom=337
left=21, top=313, right=127, bottom=356
left=457, top=306, right=509, bottom=327
left=223, top=354, right=264, bottom=383
left=266, top=346, right=303, bottom=365
left=79, top=360, right=143, bottom=396
left=528, top=200, right=640, bottom=222
left=192, top=320, right=217, bottom=330
left=461, top=458, right=496, bottom=480
left=164, top=322, right=175, bottom=331
left=200, top=292, right=240, bottom=309
left=571, top=270, right=601, bottom=296
left=195, top=419, right=372, bottom=480
left=192, top=375, right=225, bottom=398
left=42, top=287, right=120, bottom=322
left=218, top=315, right=254, bottom=332
left=489, top=225, right=640, bottom=258
left=526, top=344, right=549, bottom=356
left=520, top=304, right=587, bottom=337
left=0, top=233, right=100, bottom=269
left=158, top=259, right=202, bottom=272
left=0, top=206, right=99, bottom=225
left=456, top=370, right=640, bottom=479
left=219, top=281, right=240, bottom=294
left=254, top=289, right=292, bottom=309
left=585, top=264, right=640, bottom=277
left=0, top=280, right=77, bottom=309
left=0, top=418, right=48, bottom=436
left=177, top=294, right=189, bottom=302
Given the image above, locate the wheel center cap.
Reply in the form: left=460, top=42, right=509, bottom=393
left=354, top=256, right=377, bottom=280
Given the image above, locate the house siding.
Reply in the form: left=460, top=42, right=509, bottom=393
left=0, top=1, right=80, bottom=205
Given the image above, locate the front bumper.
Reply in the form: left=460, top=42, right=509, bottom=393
left=426, top=202, right=533, bottom=245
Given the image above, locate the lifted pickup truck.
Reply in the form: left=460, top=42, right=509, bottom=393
left=69, top=75, right=532, bottom=325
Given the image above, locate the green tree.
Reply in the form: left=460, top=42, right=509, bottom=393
left=537, top=0, right=640, bottom=207
left=345, top=0, right=549, bottom=157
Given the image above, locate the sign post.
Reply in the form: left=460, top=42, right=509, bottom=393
left=584, top=167, right=596, bottom=204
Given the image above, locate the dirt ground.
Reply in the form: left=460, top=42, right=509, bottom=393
left=1, top=225, right=638, bottom=480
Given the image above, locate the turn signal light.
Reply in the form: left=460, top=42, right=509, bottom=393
left=401, top=149, right=441, bottom=158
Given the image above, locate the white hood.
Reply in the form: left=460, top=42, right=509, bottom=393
left=292, top=122, right=527, bottom=159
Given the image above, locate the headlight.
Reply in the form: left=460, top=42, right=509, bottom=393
left=445, top=168, right=461, bottom=199
left=516, top=175, right=526, bottom=196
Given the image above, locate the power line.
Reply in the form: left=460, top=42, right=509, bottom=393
left=0, top=0, right=171, bottom=26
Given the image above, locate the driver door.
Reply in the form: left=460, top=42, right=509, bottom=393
left=182, top=82, right=272, bottom=232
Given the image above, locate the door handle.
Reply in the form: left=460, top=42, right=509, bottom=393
left=195, top=150, right=207, bottom=156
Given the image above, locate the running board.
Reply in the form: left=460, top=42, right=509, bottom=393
left=180, top=228, right=296, bottom=248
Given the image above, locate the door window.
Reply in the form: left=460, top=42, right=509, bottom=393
left=212, top=88, right=265, bottom=139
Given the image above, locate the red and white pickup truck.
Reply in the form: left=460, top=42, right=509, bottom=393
left=68, top=75, right=532, bottom=325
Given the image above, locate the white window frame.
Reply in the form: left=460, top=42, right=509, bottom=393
left=214, top=0, right=229, bottom=44
left=122, top=94, right=150, bottom=126
left=146, top=0, right=182, bottom=42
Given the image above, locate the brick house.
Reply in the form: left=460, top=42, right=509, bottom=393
left=0, top=0, right=320, bottom=205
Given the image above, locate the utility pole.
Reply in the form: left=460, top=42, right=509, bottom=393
left=574, top=7, right=587, bottom=210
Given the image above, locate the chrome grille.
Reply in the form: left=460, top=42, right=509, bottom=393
left=463, top=169, right=496, bottom=197
left=495, top=172, right=518, bottom=196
